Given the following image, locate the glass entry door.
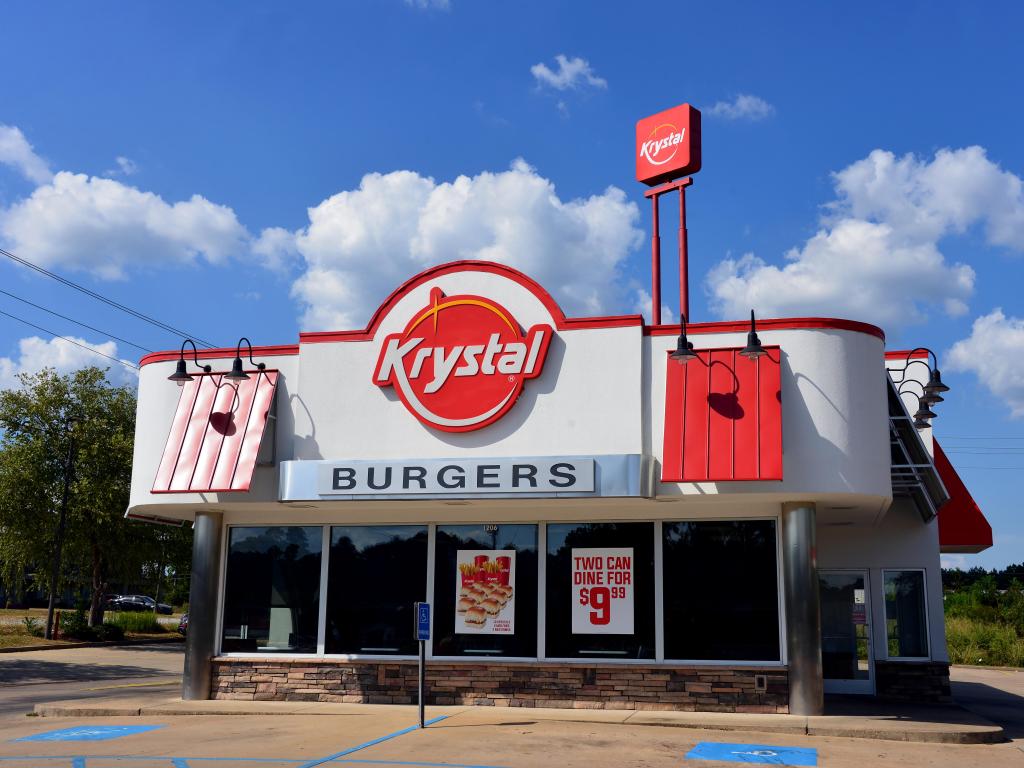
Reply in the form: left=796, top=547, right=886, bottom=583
left=819, top=570, right=874, bottom=694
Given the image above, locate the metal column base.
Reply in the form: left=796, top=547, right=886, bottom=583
left=782, top=502, right=824, bottom=715
left=183, top=511, right=223, bottom=701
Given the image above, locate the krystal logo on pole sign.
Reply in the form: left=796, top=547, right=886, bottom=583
left=373, top=287, right=553, bottom=432
left=635, top=103, right=702, bottom=186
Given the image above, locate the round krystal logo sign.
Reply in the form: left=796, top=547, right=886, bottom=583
left=639, top=122, right=684, bottom=166
left=373, top=287, right=553, bottom=432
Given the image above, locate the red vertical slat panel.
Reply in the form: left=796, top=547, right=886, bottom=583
left=661, top=353, right=686, bottom=481
left=681, top=350, right=711, bottom=481
left=209, top=374, right=263, bottom=491
left=757, top=352, right=783, bottom=480
left=661, top=346, right=783, bottom=483
left=732, top=350, right=760, bottom=480
left=190, top=377, right=248, bottom=491
left=707, top=349, right=736, bottom=480
left=229, top=371, right=279, bottom=491
left=168, top=375, right=221, bottom=491
left=152, top=377, right=202, bottom=492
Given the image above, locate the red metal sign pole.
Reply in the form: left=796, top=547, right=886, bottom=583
left=651, top=195, right=662, bottom=326
left=678, top=182, right=689, bottom=323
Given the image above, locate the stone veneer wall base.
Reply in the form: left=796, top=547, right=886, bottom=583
left=212, top=658, right=789, bottom=713
left=874, top=660, right=952, bottom=702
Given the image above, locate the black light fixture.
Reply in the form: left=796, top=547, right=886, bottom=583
left=167, top=340, right=211, bottom=386
left=669, top=314, right=699, bottom=363
left=923, top=368, right=951, bottom=396
left=739, top=310, right=767, bottom=359
left=225, top=337, right=266, bottom=381
left=912, top=414, right=932, bottom=430
left=913, top=400, right=938, bottom=422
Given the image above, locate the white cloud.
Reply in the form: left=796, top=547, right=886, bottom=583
left=632, top=288, right=675, bottom=325
left=706, top=94, right=775, bottom=121
left=707, top=147, right=1024, bottom=328
left=531, top=55, right=607, bottom=91
left=0, top=171, right=249, bottom=279
left=105, top=156, right=139, bottom=177
left=947, top=309, right=1024, bottom=417
left=0, top=124, right=53, bottom=184
left=0, top=335, right=137, bottom=391
left=940, top=554, right=968, bottom=569
left=404, top=0, right=450, bottom=9
left=285, top=158, right=643, bottom=330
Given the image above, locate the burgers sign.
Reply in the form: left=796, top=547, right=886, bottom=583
left=373, top=287, right=553, bottom=432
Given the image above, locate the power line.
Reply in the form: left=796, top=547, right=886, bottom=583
left=1, top=246, right=217, bottom=348
left=0, top=308, right=139, bottom=371
left=0, top=288, right=152, bottom=354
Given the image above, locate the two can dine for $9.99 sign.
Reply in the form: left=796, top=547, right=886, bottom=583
left=373, top=287, right=553, bottom=432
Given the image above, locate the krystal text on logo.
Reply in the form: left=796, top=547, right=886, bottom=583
left=639, top=125, right=685, bottom=166
left=373, top=287, right=553, bottom=432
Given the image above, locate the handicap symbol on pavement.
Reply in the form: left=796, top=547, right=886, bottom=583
left=15, top=725, right=165, bottom=742
left=686, top=741, right=818, bottom=766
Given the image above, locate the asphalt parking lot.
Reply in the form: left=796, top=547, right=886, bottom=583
left=1, top=645, right=1022, bottom=767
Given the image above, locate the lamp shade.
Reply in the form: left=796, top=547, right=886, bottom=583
left=224, top=357, right=250, bottom=381
left=167, top=358, right=193, bottom=385
left=923, top=368, right=950, bottom=395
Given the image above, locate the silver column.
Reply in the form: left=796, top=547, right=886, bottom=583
left=781, top=502, right=824, bottom=715
left=183, top=511, right=224, bottom=700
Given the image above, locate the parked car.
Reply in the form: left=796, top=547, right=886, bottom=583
left=108, top=594, right=173, bottom=614
left=177, top=613, right=188, bottom=636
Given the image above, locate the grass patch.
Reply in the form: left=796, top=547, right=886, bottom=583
left=0, top=625, right=61, bottom=648
left=946, top=616, right=1024, bottom=667
left=107, top=611, right=166, bottom=634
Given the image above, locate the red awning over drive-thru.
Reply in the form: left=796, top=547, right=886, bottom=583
left=661, top=347, right=783, bottom=482
left=934, top=440, right=993, bottom=554
left=152, top=371, right=278, bottom=494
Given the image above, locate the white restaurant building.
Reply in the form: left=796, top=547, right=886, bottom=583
left=126, top=259, right=992, bottom=715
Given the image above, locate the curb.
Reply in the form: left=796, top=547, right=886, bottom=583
left=0, top=636, right=184, bottom=654
left=31, top=702, right=1006, bottom=745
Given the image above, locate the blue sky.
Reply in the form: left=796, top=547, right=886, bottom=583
left=1, top=1, right=1022, bottom=568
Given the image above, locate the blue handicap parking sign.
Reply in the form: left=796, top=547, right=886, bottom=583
left=686, top=741, right=818, bottom=766
left=15, top=725, right=165, bottom=742
left=415, top=601, right=431, bottom=641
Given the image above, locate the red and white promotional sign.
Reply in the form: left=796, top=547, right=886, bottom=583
left=373, top=287, right=553, bottom=432
left=635, top=103, right=701, bottom=186
left=455, top=550, right=516, bottom=634
left=571, top=547, right=634, bottom=634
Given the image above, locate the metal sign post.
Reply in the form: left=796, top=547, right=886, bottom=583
left=414, top=601, right=430, bottom=728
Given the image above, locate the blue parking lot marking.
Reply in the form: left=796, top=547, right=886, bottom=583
left=14, top=725, right=165, bottom=742
left=685, top=742, right=818, bottom=766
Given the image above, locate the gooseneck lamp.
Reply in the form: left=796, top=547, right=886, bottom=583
left=669, top=314, right=699, bottom=363
left=167, top=340, right=212, bottom=386
left=225, top=337, right=267, bottom=381
left=739, top=310, right=767, bottom=360
left=890, top=348, right=951, bottom=430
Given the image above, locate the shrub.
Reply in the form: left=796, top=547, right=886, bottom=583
left=59, top=608, right=97, bottom=641
left=946, top=616, right=1024, bottom=667
left=21, top=616, right=43, bottom=638
left=94, top=622, right=126, bottom=642
left=108, top=611, right=165, bottom=634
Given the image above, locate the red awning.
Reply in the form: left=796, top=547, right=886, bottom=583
left=662, top=347, right=782, bottom=482
left=934, top=440, right=993, bottom=554
left=152, top=371, right=278, bottom=494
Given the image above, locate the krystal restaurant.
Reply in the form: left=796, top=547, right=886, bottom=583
left=127, top=104, right=992, bottom=715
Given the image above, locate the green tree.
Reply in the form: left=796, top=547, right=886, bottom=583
left=0, top=367, right=190, bottom=626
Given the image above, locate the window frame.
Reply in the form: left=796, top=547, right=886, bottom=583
left=881, top=567, right=931, bottom=661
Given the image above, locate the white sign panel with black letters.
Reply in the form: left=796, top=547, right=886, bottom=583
left=316, top=458, right=595, bottom=496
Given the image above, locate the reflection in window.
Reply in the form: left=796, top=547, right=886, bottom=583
left=432, top=524, right=537, bottom=658
left=884, top=570, right=929, bottom=658
left=662, top=520, right=780, bottom=661
left=326, top=526, right=427, bottom=655
left=222, top=526, right=322, bottom=653
left=546, top=522, right=655, bottom=659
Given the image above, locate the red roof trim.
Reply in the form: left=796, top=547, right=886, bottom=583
left=647, top=317, right=885, bottom=341
left=885, top=349, right=930, bottom=360
left=139, top=344, right=299, bottom=368
left=934, top=440, right=993, bottom=554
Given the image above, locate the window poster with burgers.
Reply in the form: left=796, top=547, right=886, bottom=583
left=455, top=551, right=515, bottom=633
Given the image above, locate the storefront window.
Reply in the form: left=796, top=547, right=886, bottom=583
left=432, top=524, right=538, bottom=657
left=545, top=522, right=655, bottom=659
left=221, top=526, right=322, bottom=654
left=326, top=526, right=427, bottom=655
left=884, top=570, right=929, bottom=658
left=662, top=520, right=780, bottom=661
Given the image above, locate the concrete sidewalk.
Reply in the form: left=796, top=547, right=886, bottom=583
left=32, top=696, right=1006, bottom=745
